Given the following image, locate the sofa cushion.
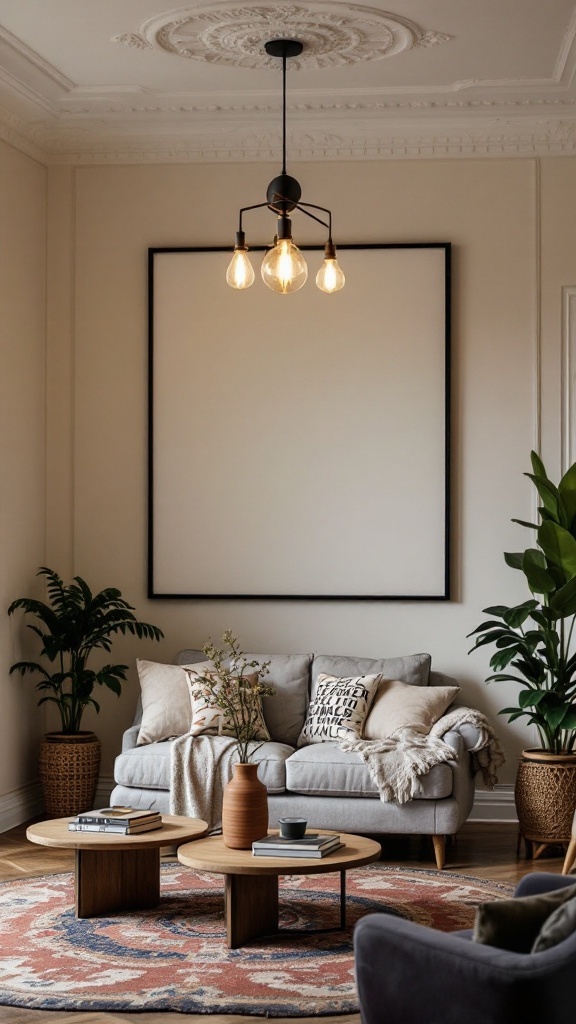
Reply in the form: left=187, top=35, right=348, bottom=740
left=285, top=743, right=453, bottom=799
left=136, top=659, right=213, bottom=745
left=311, top=653, right=431, bottom=698
left=532, top=889, right=576, bottom=952
left=114, top=740, right=294, bottom=794
left=184, top=667, right=269, bottom=740
left=241, top=653, right=312, bottom=748
left=179, top=650, right=312, bottom=748
left=297, top=672, right=381, bottom=746
left=363, top=679, right=460, bottom=740
left=473, top=885, right=576, bottom=953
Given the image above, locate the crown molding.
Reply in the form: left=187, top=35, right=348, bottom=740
left=1, top=1, right=576, bottom=166
left=2, top=109, right=574, bottom=165
left=0, top=107, right=47, bottom=162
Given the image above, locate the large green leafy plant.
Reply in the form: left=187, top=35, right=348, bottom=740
left=468, top=452, right=576, bottom=753
left=8, top=567, right=163, bottom=734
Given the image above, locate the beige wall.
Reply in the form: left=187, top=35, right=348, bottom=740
left=49, top=158, right=541, bottom=798
left=0, top=139, right=46, bottom=825
left=3, top=151, right=576, bottom=826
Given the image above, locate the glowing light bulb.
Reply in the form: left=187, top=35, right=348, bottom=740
left=226, top=232, right=255, bottom=289
left=316, top=243, right=345, bottom=293
left=261, top=237, right=308, bottom=294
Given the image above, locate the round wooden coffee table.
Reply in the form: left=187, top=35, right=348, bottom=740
left=27, top=814, right=208, bottom=918
left=177, top=830, right=381, bottom=948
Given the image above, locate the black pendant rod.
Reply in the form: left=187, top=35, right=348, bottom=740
left=282, top=48, right=287, bottom=175
left=264, top=39, right=303, bottom=177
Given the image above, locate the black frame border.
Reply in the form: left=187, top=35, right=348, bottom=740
left=147, top=242, right=451, bottom=601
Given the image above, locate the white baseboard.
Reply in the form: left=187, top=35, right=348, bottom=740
left=0, top=781, right=44, bottom=833
left=0, top=775, right=117, bottom=834
left=470, top=785, right=518, bottom=823
left=95, top=775, right=116, bottom=808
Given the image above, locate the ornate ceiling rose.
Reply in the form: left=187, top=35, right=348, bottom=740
left=112, top=2, right=451, bottom=70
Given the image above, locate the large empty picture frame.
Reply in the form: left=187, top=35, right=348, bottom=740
left=148, top=243, right=451, bottom=600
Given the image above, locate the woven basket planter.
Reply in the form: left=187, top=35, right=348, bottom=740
left=38, top=732, right=101, bottom=817
left=515, top=748, right=576, bottom=847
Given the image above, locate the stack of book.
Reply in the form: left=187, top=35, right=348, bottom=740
left=68, top=807, right=162, bottom=834
left=252, top=833, right=343, bottom=858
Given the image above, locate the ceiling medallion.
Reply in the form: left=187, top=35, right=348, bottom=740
left=112, top=3, right=451, bottom=69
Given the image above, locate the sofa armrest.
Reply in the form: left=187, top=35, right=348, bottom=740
left=354, top=912, right=569, bottom=1024
left=514, top=872, right=576, bottom=898
left=437, top=710, right=482, bottom=751
left=121, top=725, right=141, bottom=752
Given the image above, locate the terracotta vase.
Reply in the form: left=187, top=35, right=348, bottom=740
left=515, top=747, right=576, bottom=850
left=222, top=762, right=269, bottom=849
left=38, top=732, right=101, bottom=817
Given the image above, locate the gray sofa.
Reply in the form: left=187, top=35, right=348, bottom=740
left=110, top=650, right=479, bottom=869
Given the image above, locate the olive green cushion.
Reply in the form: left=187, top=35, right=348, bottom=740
left=473, top=885, right=576, bottom=953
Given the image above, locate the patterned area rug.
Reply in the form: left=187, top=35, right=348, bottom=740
left=0, top=863, right=512, bottom=1016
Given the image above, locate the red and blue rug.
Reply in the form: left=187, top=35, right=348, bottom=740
left=0, top=863, right=512, bottom=1015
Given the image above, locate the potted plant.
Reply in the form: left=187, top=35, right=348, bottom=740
left=468, top=451, right=576, bottom=852
left=188, top=631, right=274, bottom=849
left=8, top=566, right=163, bottom=815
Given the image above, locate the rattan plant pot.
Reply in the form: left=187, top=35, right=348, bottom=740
left=515, top=748, right=576, bottom=846
left=38, top=732, right=101, bottom=817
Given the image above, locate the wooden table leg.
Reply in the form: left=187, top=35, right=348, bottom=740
left=225, top=873, right=279, bottom=948
left=75, top=847, right=161, bottom=918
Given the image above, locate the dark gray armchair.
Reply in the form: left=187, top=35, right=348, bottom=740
left=353, top=872, right=576, bottom=1024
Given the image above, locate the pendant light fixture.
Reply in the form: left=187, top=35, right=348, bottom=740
left=226, top=39, right=345, bottom=295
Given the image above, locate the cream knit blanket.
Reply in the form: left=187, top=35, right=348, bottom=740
left=339, top=706, right=505, bottom=805
left=170, top=734, right=263, bottom=833
left=170, top=734, right=238, bottom=833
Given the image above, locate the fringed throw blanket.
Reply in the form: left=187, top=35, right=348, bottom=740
left=171, top=734, right=261, bottom=833
left=340, top=706, right=505, bottom=805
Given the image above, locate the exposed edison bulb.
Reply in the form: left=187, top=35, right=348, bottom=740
left=261, top=237, right=308, bottom=293
left=316, top=242, right=345, bottom=293
left=226, top=231, right=255, bottom=289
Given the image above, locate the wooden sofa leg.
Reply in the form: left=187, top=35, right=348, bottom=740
left=432, top=834, right=446, bottom=870
left=562, top=837, right=576, bottom=875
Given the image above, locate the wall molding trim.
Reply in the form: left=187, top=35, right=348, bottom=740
left=562, top=286, right=576, bottom=473
left=470, top=785, right=517, bottom=823
left=0, top=781, right=44, bottom=834
left=95, top=775, right=116, bottom=810
left=3, top=103, right=576, bottom=166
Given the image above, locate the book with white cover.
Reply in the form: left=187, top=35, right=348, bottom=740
left=68, top=818, right=163, bottom=835
left=76, top=807, right=160, bottom=826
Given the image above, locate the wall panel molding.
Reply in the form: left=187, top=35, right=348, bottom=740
left=0, top=781, right=44, bottom=834
left=470, top=786, right=517, bottom=823
left=562, top=285, right=576, bottom=472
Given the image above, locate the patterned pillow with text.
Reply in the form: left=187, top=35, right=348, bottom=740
left=297, top=672, right=381, bottom=745
left=185, top=668, right=269, bottom=741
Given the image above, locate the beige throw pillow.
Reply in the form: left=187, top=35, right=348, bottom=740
left=362, top=679, right=460, bottom=740
left=136, top=659, right=213, bottom=745
left=297, top=672, right=382, bottom=746
left=185, top=667, right=269, bottom=741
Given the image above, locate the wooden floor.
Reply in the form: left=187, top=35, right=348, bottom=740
left=0, top=819, right=567, bottom=1024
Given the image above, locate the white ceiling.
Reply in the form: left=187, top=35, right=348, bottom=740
left=1, top=0, right=576, bottom=163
